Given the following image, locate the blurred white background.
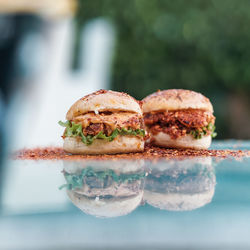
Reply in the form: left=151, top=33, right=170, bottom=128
left=5, top=17, right=115, bottom=150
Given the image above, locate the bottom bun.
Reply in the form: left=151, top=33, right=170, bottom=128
left=63, top=136, right=144, bottom=155
left=152, top=132, right=211, bottom=149
left=67, top=190, right=143, bottom=218
left=144, top=189, right=214, bottom=211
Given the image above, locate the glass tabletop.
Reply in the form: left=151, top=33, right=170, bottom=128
left=0, top=141, right=250, bottom=250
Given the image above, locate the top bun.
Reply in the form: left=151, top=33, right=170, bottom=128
left=66, top=90, right=142, bottom=120
left=142, top=89, right=213, bottom=113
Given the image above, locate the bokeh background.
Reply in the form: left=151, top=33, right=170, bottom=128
left=74, top=0, right=250, bottom=140
left=0, top=0, right=250, bottom=151
left=1, top=2, right=250, bottom=250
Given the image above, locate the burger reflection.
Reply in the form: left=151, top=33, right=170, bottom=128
left=60, top=160, right=145, bottom=218
left=144, top=158, right=216, bottom=211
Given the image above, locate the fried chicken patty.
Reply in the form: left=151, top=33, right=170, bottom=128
left=144, top=109, right=215, bottom=139
left=72, top=112, right=144, bottom=136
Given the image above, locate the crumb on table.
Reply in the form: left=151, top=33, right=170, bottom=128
left=13, top=145, right=250, bottom=161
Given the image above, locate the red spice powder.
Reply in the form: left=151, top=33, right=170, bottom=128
left=13, top=144, right=250, bottom=161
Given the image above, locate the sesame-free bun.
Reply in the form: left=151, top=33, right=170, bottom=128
left=63, top=136, right=144, bottom=155
left=151, top=132, right=211, bottom=149
left=144, top=188, right=214, bottom=211
left=66, top=90, right=142, bottom=120
left=142, top=89, right=213, bottom=113
left=144, top=159, right=216, bottom=211
left=67, top=190, right=143, bottom=218
left=63, top=159, right=144, bottom=174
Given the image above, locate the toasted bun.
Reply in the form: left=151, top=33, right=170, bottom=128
left=142, top=89, right=213, bottom=113
left=67, top=190, right=143, bottom=218
left=144, top=188, right=214, bottom=211
left=63, top=136, right=144, bottom=155
left=151, top=132, right=211, bottom=149
left=66, top=90, right=142, bottom=120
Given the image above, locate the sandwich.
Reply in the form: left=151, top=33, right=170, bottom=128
left=142, top=89, right=216, bottom=149
left=59, top=90, right=146, bottom=154
left=60, top=160, right=145, bottom=218
left=144, top=158, right=216, bottom=211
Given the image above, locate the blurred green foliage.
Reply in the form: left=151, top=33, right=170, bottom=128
left=74, top=0, right=250, bottom=139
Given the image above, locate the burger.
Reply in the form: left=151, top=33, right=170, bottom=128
left=142, top=89, right=216, bottom=149
left=144, top=158, right=216, bottom=211
left=60, top=160, right=145, bottom=218
left=59, top=90, right=146, bottom=154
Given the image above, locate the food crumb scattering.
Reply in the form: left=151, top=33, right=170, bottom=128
left=13, top=145, right=250, bottom=161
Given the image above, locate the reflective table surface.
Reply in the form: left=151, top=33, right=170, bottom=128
left=0, top=141, right=250, bottom=250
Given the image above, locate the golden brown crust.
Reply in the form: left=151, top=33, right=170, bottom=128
left=142, top=89, right=213, bottom=113
left=66, top=90, right=142, bottom=120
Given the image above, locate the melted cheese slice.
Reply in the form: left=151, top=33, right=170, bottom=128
left=72, top=112, right=142, bottom=130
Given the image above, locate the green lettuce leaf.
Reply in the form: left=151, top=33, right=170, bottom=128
left=59, top=167, right=146, bottom=190
left=59, top=120, right=145, bottom=145
left=190, top=122, right=217, bottom=139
